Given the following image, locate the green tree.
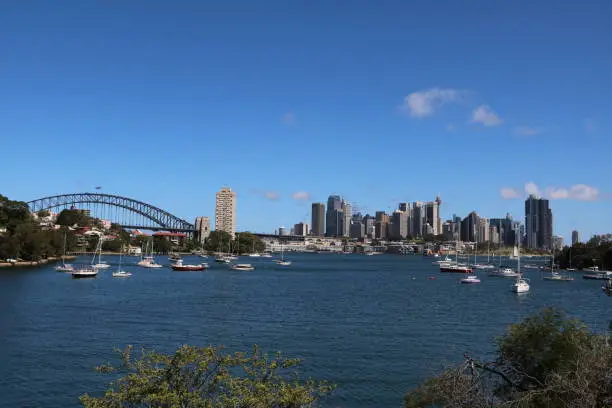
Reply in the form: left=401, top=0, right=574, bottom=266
left=204, top=230, right=233, bottom=252
left=404, top=308, right=611, bottom=408
left=152, top=236, right=171, bottom=254
left=56, top=209, right=90, bottom=227
left=101, top=239, right=122, bottom=252
left=37, top=209, right=50, bottom=218
left=80, top=345, right=334, bottom=408
left=234, top=232, right=266, bottom=254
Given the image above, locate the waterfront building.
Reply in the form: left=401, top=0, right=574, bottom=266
left=571, top=230, right=580, bottom=245
left=194, top=216, right=210, bottom=243
left=278, top=226, right=287, bottom=236
left=325, top=195, right=344, bottom=237
left=294, top=222, right=309, bottom=236
left=311, top=203, right=325, bottom=236
left=477, top=218, right=490, bottom=243
left=525, top=194, right=553, bottom=250
left=342, top=200, right=352, bottom=237
left=410, top=202, right=424, bottom=237
left=215, top=187, right=236, bottom=238
left=363, top=214, right=375, bottom=238
left=489, top=225, right=500, bottom=244
left=374, top=221, right=388, bottom=239
left=425, top=196, right=442, bottom=235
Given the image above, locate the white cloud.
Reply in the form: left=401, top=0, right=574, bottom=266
left=291, top=191, right=311, bottom=201
left=524, top=182, right=541, bottom=196
left=546, top=184, right=599, bottom=201
left=282, top=112, right=295, bottom=124
left=500, top=188, right=521, bottom=199
left=401, top=88, right=465, bottom=117
left=251, top=189, right=280, bottom=201
left=515, top=126, right=541, bottom=136
left=472, top=105, right=502, bottom=126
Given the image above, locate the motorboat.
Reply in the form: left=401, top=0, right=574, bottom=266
left=262, top=253, right=273, bottom=258
left=55, top=263, right=74, bottom=272
left=231, top=263, right=255, bottom=271
left=248, top=253, right=261, bottom=257
left=112, top=271, right=132, bottom=278
left=472, top=263, right=496, bottom=270
left=168, top=253, right=182, bottom=262
left=433, top=256, right=453, bottom=265
left=512, top=277, right=530, bottom=293
left=71, top=266, right=98, bottom=279
left=171, top=260, right=208, bottom=271
left=583, top=271, right=612, bottom=280
left=440, top=264, right=472, bottom=273
left=461, top=275, right=481, bottom=284
left=93, top=262, right=110, bottom=269
left=489, top=267, right=520, bottom=278
left=215, top=255, right=232, bottom=264
left=584, top=266, right=600, bottom=272
left=522, top=263, right=540, bottom=270
left=543, top=271, right=574, bottom=282
left=199, top=254, right=208, bottom=259
left=276, top=260, right=292, bottom=266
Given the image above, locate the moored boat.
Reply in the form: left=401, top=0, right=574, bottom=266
left=440, top=264, right=472, bottom=273
left=112, top=271, right=132, bottom=277
left=461, top=275, right=481, bottom=284
left=171, top=260, right=208, bottom=271
left=489, top=267, right=520, bottom=278
left=71, top=266, right=98, bottom=278
left=231, top=263, right=255, bottom=271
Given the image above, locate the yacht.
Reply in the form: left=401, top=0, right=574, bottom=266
left=71, top=266, right=98, bottom=279
left=112, top=271, right=132, bottom=278
left=473, top=263, right=496, bottom=270
left=262, top=253, right=273, bottom=258
left=231, top=263, right=255, bottom=271
left=215, top=255, right=232, bottom=264
left=584, top=266, right=600, bottom=272
left=168, top=253, right=182, bottom=262
left=249, top=253, right=261, bottom=257
left=583, top=271, right=612, bottom=280
left=138, top=256, right=163, bottom=268
left=433, top=256, right=453, bottom=265
left=92, top=238, right=110, bottom=269
left=512, top=277, right=530, bottom=293
left=543, top=271, right=574, bottom=282
left=276, top=260, right=292, bottom=266
left=55, top=233, right=73, bottom=272
left=602, top=279, right=612, bottom=295
left=171, top=259, right=208, bottom=271
left=461, top=275, right=481, bottom=284
left=440, top=264, right=472, bottom=273
left=489, top=267, right=520, bottom=278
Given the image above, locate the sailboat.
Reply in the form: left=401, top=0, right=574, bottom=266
left=543, top=252, right=573, bottom=282
left=92, top=237, right=110, bottom=269
left=55, top=232, right=74, bottom=272
left=138, top=239, right=162, bottom=268
left=275, top=244, right=292, bottom=266
left=566, top=247, right=576, bottom=271
left=440, top=241, right=471, bottom=273
left=215, top=236, right=232, bottom=263
left=248, top=240, right=261, bottom=257
left=113, top=244, right=132, bottom=277
left=511, top=242, right=530, bottom=293
left=509, top=245, right=519, bottom=260
left=71, top=239, right=99, bottom=278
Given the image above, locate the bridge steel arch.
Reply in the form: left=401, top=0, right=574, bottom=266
left=27, top=193, right=195, bottom=232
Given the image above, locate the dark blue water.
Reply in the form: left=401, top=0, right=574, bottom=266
left=1, top=254, right=610, bottom=407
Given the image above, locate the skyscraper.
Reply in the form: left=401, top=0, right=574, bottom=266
left=571, top=230, right=580, bottom=245
left=390, top=211, right=408, bottom=240
left=525, top=194, right=553, bottom=250
left=215, top=187, right=236, bottom=237
left=342, top=200, right=352, bottom=237
left=461, top=211, right=480, bottom=242
left=325, top=195, right=343, bottom=237
left=311, top=203, right=325, bottom=236
left=294, top=222, right=309, bottom=236
left=425, top=198, right=441, bottom=236
left=194, top=216, right=210, bottom=243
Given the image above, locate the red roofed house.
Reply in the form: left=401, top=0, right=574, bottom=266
left=153, top=231, right=187, bottom=246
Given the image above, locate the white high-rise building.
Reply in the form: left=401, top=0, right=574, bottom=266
left=342, top=200, right=352, bottom=237
left=215, top=187, right=236, bottom=238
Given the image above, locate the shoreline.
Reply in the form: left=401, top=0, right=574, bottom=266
left=0, top=255, right=77, bottom=269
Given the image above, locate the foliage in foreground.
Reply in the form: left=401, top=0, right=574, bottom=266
left=404, top=308, right=612, bottom=408
left=81, top=344, right=334, bottom=408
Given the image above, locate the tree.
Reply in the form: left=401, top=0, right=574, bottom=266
left=56, top=209, right=90, bottom=227
left=234, top=232, right=266, bottom=255
left=204, top=230, right=233, bottom=252
left=404, top=308, right=612, bottom=408
left=37, top=209, right=50, bottom=218
left=80, top=345, right=334, bottom=408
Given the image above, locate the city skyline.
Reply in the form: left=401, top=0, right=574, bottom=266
left=1, top=2, right=610, bottom=241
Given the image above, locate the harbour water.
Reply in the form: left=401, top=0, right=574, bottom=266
left=1, top=254, right=610, bottom=407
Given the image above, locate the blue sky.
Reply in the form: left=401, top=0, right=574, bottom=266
left=1, top=1, right=611, bottom=241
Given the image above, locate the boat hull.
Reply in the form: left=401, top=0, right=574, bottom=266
left=440, top=266, right=472, bottom=273
left=172, top=265, right=207, bottom=271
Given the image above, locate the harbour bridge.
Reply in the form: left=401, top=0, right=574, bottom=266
left=27, top=193, right=195, bottom=233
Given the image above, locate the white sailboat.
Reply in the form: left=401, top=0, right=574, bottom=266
left=71, top=240, right=99, bottom=278
left=511, top=241, right=530, bottom=293
left=138, top=239, right=162, bottom=268
left=92, top=237, right=110, bottom=269
left=113, top=244, right=132, bottom=277
left=55, top=232, right=74, bottom=272
left=275, top=244, right=292, bottom=266
left=543, top=252, right=573, bottom=282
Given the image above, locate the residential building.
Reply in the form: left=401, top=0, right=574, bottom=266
left=215, top=187, right=236, bottom=237
left=553, top=235, right=564, bottom=251
left=325, top=195, right=344, bottom=237
left=311, top=203, right=325, bottom=236
left=571, top=230, right=580, bottom=245
left=525, top=195, right=553, bottom=250
left=294, top=222, right=309, bottom=236
left=194, top=216, right=211, bottom=243
left=477, top=218, right=490, bottom=243
left=363, top=214, right=375, bottom=238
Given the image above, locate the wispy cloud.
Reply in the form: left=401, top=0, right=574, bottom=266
left=250, top=189, right=280, bottom=201
left=472, top=105, right=502, bottom=126
left=500, top=182, right=600, bottom=201
left=400, top=87, right=466, bottom=118
left=515, top=126, right=541, bottom=136
left=282, top=112, right=295, bottom=125
left=291, top=191, right=311, bottom=201
left=500, top=188, right=521, bottom=199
